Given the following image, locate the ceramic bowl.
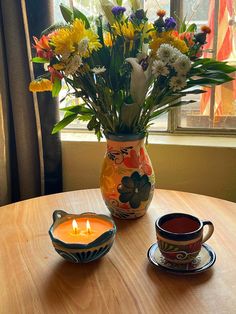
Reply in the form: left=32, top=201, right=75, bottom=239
left=49, top=210, right=116, bottom=263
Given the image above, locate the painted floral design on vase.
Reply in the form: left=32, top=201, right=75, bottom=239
left=100, top=133, right=155, bottom=219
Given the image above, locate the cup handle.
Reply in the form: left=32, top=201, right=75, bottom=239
left=202, top=220, right=214, bottom=243
left=53, top=210, right=68, bottom=222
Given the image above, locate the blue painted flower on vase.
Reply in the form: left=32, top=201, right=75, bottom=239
left=117, top=171, right=151, bottom=208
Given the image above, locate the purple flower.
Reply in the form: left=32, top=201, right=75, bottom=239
left=194, top=32, right=207, bottom=45
left=164, top=17, right=176, bottom=30
left=135, top=9, right=145, bottom=20
left=129, top=12, right=136, bottom=21
left=111, top=6, right=126, bottom=17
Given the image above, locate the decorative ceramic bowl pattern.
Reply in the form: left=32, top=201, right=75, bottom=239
left=49, top=210, right=116, bottom=263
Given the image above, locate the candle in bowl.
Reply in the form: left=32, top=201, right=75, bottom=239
left=49, top=210, right=116, bottom=263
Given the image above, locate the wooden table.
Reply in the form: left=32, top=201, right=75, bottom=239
left=1, top=189, right=236, bottom=314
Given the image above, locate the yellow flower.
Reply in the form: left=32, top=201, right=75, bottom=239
left=150, top=31, right=188, bottom=54
left=142, top=22, right=154, bottom=40
left=29, top=79, right=53, bottom=92
left=104, top=32, right=113, bottom=47
left=51, top=19, right=102, bottom=57
left=113, top=21, right=136, bottom=40
left=149, top=37, right=166, bottom=53
left=173, top=40, right=189, bottom=54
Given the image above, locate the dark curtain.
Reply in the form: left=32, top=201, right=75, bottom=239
left=26, top=0, right=62, bottom=195
left=0, top=0, right=62, bottom=205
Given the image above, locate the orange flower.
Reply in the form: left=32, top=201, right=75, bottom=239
left=201, top=26, right=211, bottom=34
left=33, top=35, right=53, bottom=59
left=179, top=32, right=195, bottom=47
left=48, top=66, right=63, bottom=83
left=157, top=9, right=166, bottom=17
left=171, top=30, right=179, bottom=37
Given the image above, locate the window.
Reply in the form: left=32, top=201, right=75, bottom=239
left=176, top=0, right=236, bottom=133
left=54, top=0, right=236, bottom=135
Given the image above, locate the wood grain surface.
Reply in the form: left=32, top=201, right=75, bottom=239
left=0, top=189, right=236, bottom=314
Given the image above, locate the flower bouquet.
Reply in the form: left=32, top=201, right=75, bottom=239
left=29, top=1, right=236, bottom=139
left=29, top=1, right=236, bottom=218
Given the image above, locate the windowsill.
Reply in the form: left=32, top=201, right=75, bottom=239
left=61, top=130, right=236, bottom=148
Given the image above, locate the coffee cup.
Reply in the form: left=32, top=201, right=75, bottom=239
left=155, top=213, right=214, bottom=264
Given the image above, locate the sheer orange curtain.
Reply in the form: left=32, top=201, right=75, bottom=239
left=200, top=0, right=235, bottom=118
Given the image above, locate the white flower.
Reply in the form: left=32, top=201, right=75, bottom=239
left=169, top=48, right=182, bottom=64
left=169, top=75, right=187, bottom=91
left=64, top=55, right=82, bottom=76
left=126, top=57, right=152, bottom=105
left=156, top=44, right=176, bottom=63
left=77, top=38, right=89, bottom=54
left=173, top=55, right=192, bottom=74
left=152, top=60, right=169, bottom=77
left=91, top=66, right=106, bottom=74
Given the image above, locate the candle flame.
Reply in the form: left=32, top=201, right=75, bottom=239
left=72, top=219, right=79, bottom=234
left=86, top=220, right=91, bottom=234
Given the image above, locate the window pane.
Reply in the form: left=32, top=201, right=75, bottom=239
left=149, top=113, right=168, bottom=131
left=178, top=0, right=236, bottom=130
left=145, top=0, right=170, bottom=21
left=54, top=0, right=70, bottom=22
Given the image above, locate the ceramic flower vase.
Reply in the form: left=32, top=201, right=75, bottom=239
left=100, top=133, right=155, bottom=219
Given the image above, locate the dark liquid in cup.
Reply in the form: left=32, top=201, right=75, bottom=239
left=161, top=217, right=200, bottom=233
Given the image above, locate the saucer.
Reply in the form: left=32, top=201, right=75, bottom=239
left=147, top=243, right=216, bottom=275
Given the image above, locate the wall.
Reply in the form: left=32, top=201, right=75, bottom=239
left=62, top=139, right=236, bottom=202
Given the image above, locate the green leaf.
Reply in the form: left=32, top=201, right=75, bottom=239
left=31, top=57, right=49, bottom=63
left=41, top=22, right=66, bottom=36
left=154, top=94, right=182, bottom=108
left=52, top=78, right=62, bottom=97
left=199, top=71, right=234, bottom=82
left=87, top=116, right=97, bottom=130
left=188, top=77, right=228, bottom=86
left=95, top=129, right=102, bottom=141
left=73, top=7, right=90, bottom=28
left=204, top=63, right=236, bottom=73
left=113, top=91, right=124, bottom=112
left=60, top=104, right=84, bottom=112
left=60, top=4, right=73, bottom=23
left=179, top=16, right=187, bottom=33
left=192, top=59, right=236, bottom=74
left=192, top=58, right=211, bottom=67
left=150, top=100, right=196, bottom=120
left=170, top=100, right=196, bottom=107
left=52, top=113, right=77, bottom=134
left=62, top=105, right=94, bottom=116
left=64, top=111, right=76, bottom=118
left=109, top=36, right=125, bottom=90
left=186, top=23, right=197, bottom=32
left=120, top=102, right=140, bottom=132
left=180, top=89, right=206, bottom=95
left=78, top=115, right=92, bottom=122
left=96, top=16, right=105, bottom=46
